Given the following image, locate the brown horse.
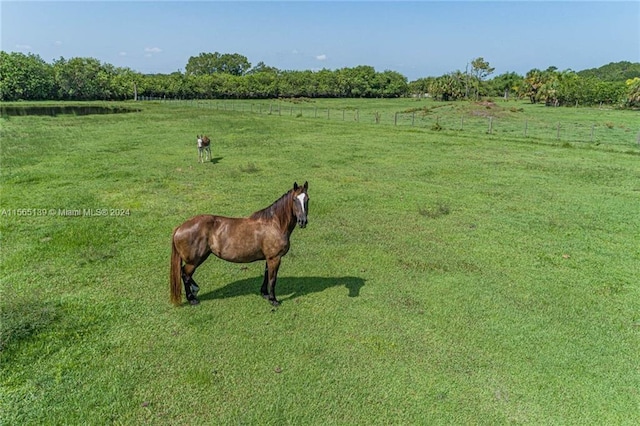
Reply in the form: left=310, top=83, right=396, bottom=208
left=170, top=181, right=309, bottom=306
left=197, top=135, right=211, bottom=163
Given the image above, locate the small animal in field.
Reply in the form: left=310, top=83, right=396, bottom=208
left=197, top=134, right=211, bottom=163
left=170, top=181, right=309, bottom=306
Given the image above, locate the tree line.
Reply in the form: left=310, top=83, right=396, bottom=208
left=1, top=51, right=638, bottom=108
left=411, top=64, right=640, bottom=108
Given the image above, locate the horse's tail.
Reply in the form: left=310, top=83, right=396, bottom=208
left=170, top=229, right=183, bottom=306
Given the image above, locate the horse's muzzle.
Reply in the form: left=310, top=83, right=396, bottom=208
left=298, top=217, right=308, bottom=228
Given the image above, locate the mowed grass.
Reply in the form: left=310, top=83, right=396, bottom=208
left=1, top=101, right=639, bottom=424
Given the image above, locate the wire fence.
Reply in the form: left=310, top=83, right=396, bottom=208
left=141, top=97, right=640, bottom=150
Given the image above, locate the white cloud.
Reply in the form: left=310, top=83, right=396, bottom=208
left=16, top=44, right=31, bottom=50
left=316, top=54, right=327, bottom=61
left=145, top=47, right=162, bottom=53
left=119, top=52, right=127, bottom=57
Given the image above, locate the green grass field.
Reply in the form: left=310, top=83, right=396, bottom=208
left=1, top=100, right=639, bottom=424
left=167, top=97, right=640, bottom=152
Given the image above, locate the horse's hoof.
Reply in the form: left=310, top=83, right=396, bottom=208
left=189, top=298, right=200, bottom=306
left=270, top=300, right=280, bottom=307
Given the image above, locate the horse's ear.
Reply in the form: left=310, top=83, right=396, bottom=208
left=293, top=182, right=299, bottom=190
left=303, top=181, right=308, bottom=190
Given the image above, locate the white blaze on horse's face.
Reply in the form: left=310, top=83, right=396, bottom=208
left=295, top=192, right=308, bottom=228
left=296, top=193, right=307, bottom=214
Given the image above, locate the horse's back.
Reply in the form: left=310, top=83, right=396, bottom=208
left=175, top=214, right=216, bottom=234
left=175, top=214, right=251, bottom=234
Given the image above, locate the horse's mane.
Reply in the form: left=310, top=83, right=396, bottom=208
left=249, top=189, right=294, bottom=229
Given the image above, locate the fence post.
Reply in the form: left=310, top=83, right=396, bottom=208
left=412, top=112, right=415, bottom=126
left=524, top=120, right=528, bottom=137
left=327, top=108, right=330, bottom=120
left=394, top=112, right=398, bottom=126
left=460, top=116, right=464, bottom=131
left=314, top=107, right=317, bottom=118
left=590, top=124, right=594, bottom=142
left=488, top=117, right=493, bottom=134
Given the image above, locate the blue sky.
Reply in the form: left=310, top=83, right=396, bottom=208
left=1, top=1, right=639, bottom=80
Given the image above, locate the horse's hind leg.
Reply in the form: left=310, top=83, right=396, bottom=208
left=182, top=264, right=200, bottom=305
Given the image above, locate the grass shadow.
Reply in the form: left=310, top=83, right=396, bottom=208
left=0, top=299, right=59, bottom=352
left=198, top=276, right=365, bottom=304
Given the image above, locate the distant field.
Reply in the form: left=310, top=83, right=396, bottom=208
left=164, top=98, right=640, bottom=151
left=1, top=100, right=639, bottom=424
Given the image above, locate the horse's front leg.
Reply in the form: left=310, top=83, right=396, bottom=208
left=265, top=257, right=282, bottom=306
left=260, top=262, right=269, bottom=298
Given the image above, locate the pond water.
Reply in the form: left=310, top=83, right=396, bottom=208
left=0, top=105, right=141, bottom=117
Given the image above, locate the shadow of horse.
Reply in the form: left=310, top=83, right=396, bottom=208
left=209, top=156, right=223, bottom=164
left=198, top=276, right=365, bottom=304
